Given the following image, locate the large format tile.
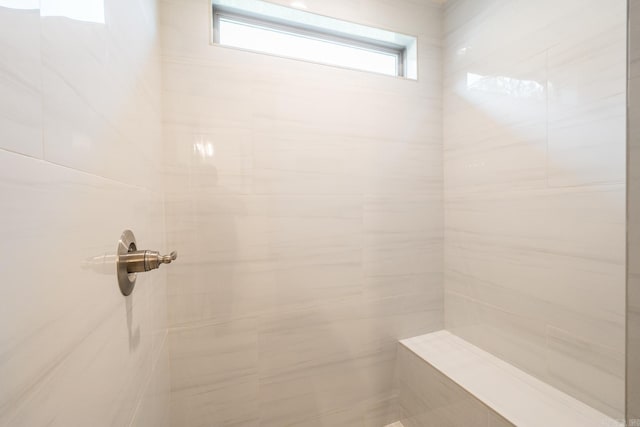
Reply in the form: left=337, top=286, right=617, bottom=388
left=161, top=0, right=443, bottom=427
left=0, top=0, right=166, bottom=425
left=397, top=344, right=490, bottom=427
left=41, top=0, right=162, bottom=187
left=169, top=318, right=260, bottom=427
left=131, top=335, right=171, bottom=427
left=165, top=192, right=364, bottom=326
left=399, top=331, right=620, bottom=427
left=162, top=1, right=445, bottom=425
left=0, top=149, right=165, bottom=426
left=443, top=0, right=626, bottom=418
left=255, top=293, right=441, bottom=426
left=546, top=3, right=626, bottom=186
left=0, top=3, right=42, bottom=158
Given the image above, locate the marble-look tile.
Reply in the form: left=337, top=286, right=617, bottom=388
left=162, top=0, right=444, bottom=425
left=41, top=0, right=162, bottom=187
left=445, top=291, right=549, bottom=381
left=443, top=0, right=626, bottom=418
left=255, top=293, right=441, bottom=425
left=251, top=85, right=441, bottom=148
left=163, top=126, right=253, bottom=196
left=265, top=0, right=443, bottom=39
left=0, top=0, right=166, bottom=424
left=257, top=293, right=442, bottom=377
left=547, top=91, right=625, bottom=188
left=250, top=131, right=367, bottom=196
left=364, top=244, right=442, bottom=281
left=169, top=318, right=259, bottom=427
left=256, top=395, right=398, bottom=427
left=258, top=349, right=397, bottom=427
left=445, top=186, right=625, bottom=341
left=166, top=284, right=442, bottom=427
left=444, top=187, right=626, bottom=415
left=165, top=194, right=364, bottom=327
left=443, top=49, right=548, bottom=197
left=363, top=196, right=443, bottom=285
left=5, top=288, right=153, bottom=426
left=364, top=196, right=442, bottom=245
left=363, top=143, right=443, bottom=197
left=170, top=382, right=259, bottom=427
left=400, top=331, right=620, bottom=427
left=363, top=273, right=443, bottom=301
left=131, top=336, right=171, bottom=427
left=364, top=397, right=402, bottom=427
left=445, top=250, right=624, bottom=349
left=444, top=121, right=548, bottom=195
left=546, top=4, right=626, bottom=182
left=0, top=147, right=167, bottom=426
left=546, top=326, right=624, bottom=417
left=397, top=344, right=489, bottom=427
left=0, top=3, right=42, bottom=158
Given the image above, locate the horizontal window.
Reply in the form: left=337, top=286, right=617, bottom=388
left=211, top=0, right=417, bottom=79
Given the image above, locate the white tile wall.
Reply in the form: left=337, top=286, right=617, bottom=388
left=1, top=0, right=629, bottom=425
left=0, top=1, right=168, bottom=426
left=443, top=0, right=627, bottom=418
left=41, top=0, right=163, bottom=184
left=160, top=0, right=445, bottom=425
left=0, top=4, right=42, bottom=158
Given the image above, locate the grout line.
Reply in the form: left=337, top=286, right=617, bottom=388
left=0, top=146, right=164, bottom=196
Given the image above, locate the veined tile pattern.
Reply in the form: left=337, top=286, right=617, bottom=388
left=398, top=344, right=491, bottom=427
left=398, top=331, right=620, bottom=427
left=628, top=0, right=640, bottom=422
left=0, top=4, right=42, bottom=158
left=443, top=0, right=626, bottom=418
left=161, top=0, right=445, bottom=425
left=0, top=1, right=168, bottom=426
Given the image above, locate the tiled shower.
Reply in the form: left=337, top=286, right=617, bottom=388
left=0, top=0, right=637, bottom=426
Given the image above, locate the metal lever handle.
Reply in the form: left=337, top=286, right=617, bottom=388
left=121, top=250, right=179, bottom=273
left=160, top=251, right=178, bottom=264
left=117, top=230, right=178, bottom=296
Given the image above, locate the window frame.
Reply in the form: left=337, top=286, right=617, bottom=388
left=212, top=6, right=408, bottom=78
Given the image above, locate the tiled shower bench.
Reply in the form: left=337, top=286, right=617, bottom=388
left=393, top=331, right=621, bottom=427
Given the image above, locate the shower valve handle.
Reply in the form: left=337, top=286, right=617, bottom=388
left=120, top=250, right=178, bottom=273
left=117, top=230, right=178, bottom=296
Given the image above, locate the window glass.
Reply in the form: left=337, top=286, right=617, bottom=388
left=218, top=17, right=399, bottom=76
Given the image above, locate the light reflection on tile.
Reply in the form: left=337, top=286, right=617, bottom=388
left=0, top=0, right=167, bottom=424
left=161, top=0, right=445, bottom=425
left=443, top=0, right=626, bottom=418
left=0, top=4, right=42, bottom=158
